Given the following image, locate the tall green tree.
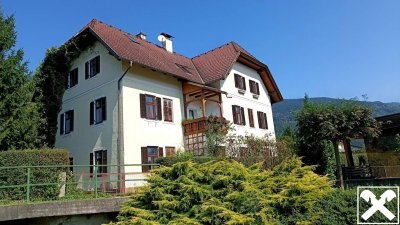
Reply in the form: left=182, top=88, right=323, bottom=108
left=0, top=10, right=41, bottom=150
left=296, top=97, right=381, bottom=187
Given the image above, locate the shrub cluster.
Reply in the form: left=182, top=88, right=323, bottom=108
left=110, top=157, right=332, bottom=225
left=0, top=149, right=69, bottom=201
left=156, top=151, right=216, bottom=167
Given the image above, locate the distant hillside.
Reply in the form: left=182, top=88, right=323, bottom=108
left=272, top=97, right=400, bottom=135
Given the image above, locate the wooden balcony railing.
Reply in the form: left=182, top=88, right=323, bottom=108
left=182, top=117, right=207, bottom=135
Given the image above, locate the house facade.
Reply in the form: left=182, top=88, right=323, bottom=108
left=55, top=19, right=283, bottom=175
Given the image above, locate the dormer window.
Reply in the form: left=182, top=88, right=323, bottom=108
left=85, top=56, right=100, bottom=79
left=234, top=74, right=246, bottom=93
left=176, top=63, right=192, bottom=75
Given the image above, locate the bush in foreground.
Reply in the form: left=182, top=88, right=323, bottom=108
left=0, top=149, right=69, bottom=201
left=110, top=157, right=332, bottom=225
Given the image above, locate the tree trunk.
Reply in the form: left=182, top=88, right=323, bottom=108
left=333, top=140, right=344, bottom=188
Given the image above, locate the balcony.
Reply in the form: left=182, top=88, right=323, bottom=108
left=182, top=117, right=207, bottom=135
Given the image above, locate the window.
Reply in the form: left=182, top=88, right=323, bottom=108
left=60, top=110, right=74, bottom=135
left=248, top=108, right=254, bottom=128
left=85, top=56, right=100, bottom=79
left=163, top=98, right=173, bottom=122
left=257, top=111, right=268, bottom=129
left=232, top=105, right=246, bottom=125
left=90, top=150, right=107, bottom=175
left=141, top=146, right=163, bottom=172
left=249, top=80, right=260, bottom=95
left=66, top=68, right=78, bottom=89
left=234, top=74, right=246, bottom=91
left=90, top=97, right=106, bottom=125
left=165, top=147, right=176, bottom=156
left=140, top=94, right=162, bottom=120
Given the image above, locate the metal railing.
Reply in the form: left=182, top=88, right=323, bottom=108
left=0, top=164, right=160, bottom=203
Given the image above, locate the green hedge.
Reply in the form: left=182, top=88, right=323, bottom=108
left=156, top=152, right=216, bottom=167
left=0, top=149, right=69, bottom=201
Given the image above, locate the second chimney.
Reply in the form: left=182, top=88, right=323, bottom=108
left=158, top=33, right=173, bottom=53
left=137, top=32, right=147, bottom=40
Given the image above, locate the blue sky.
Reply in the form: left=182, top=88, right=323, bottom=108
left=2, top=0, right=399, bottom=102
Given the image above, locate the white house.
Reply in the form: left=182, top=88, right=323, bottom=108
left=55, top=19, right=283, bottom=178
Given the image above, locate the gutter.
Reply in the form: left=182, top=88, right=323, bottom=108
left=117, top=61, right=133, bottom=181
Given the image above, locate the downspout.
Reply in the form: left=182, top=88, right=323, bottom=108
left=117, top=61, right=133, bottom=184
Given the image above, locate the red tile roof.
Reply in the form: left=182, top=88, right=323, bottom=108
left=79, top=19, right=204, bottom=83
left=73, top=19, right=283, bottom=102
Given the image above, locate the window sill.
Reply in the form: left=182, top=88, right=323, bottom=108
left=86, top=73, right=99, bottom=80
left=61, top=132, right=73, bottom=137
left=163, top=121, right=175, bottom=125
left=65, top=85, right=78, bottom=91
left=252, top=94, right=259, bottom=99
left=91, top=121, right=106, bottom=127
left=237, top=89, right=246, bottom=95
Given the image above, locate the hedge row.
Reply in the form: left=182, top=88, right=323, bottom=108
left=156, top=152, right=216, bottom=167
left=0, top=149, right=69, bottom=201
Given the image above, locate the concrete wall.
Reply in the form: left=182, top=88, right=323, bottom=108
left=121, top=65, right=185, bottom=173
left=55, top=41, right=122, bottom=169
left=220, top=62, right=276, bottom=139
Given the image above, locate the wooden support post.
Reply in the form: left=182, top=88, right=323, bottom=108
left=202, top=98, right=206, bottom=117
left=218, top=94, right=223, bottom=117
left=183, top=94, right=187, bottom=119
left=343, top=139, right=355, bottom=167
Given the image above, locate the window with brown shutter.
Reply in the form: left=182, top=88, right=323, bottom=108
left=234, top=74, right=246, bottom=90
left=140, top=94, right=162, bottom=120
left=66, top=68, right=78, bottom=89
left=141, top=146, right=162, bottom=172
left=232, top=105, right=245, bottom=125
left=163, top=98, right=173, bottom=122
left=248, top=109, right=254, bottom=127
left=249, top=80, right=260, bottom=95
left=60, top=110, right=74, bottom=135
left=89, top=152, right=93, bottom=177
left=165, top=147, right=176, bottom=156
left=257, top=111, right=268, bottom=129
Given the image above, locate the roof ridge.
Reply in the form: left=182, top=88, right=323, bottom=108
left=191, top=42, right=232, bottom=59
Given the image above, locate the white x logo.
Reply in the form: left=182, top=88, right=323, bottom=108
left=360, top=190, right=397, bottom=221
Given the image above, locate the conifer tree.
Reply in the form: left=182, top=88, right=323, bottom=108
left=0, top=10, right=41, bottom=150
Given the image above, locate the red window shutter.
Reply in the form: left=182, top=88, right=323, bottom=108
left=140, top=94, right=146, bottom=118
left=163, top=99, right=167, bottom=121
left=141, top=147, right=149, bottom=172
left=158, top=147, right=164, bottom=157
left=89, top=152, right=93, bottom=177
left=156, top=97, right=162, bottom=120
left=256, top=83, right=260, bottom=95
left=248, top=109, right=254, bottom=128
left=242, top=77, right=246, bottom=90
left=234, top=74, right=239, bottom=88
left=257, top=111, right=262, bottom=128
left=241, top=107, right=246, bottom=125
left=60, top=113, right=64, bottom=135
left=249, top=80, right=254, bottom=93
left=85, top=62, right=89, bottom=79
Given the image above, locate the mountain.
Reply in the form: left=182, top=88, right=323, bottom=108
left=272, top=97, right=400, bottom=135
